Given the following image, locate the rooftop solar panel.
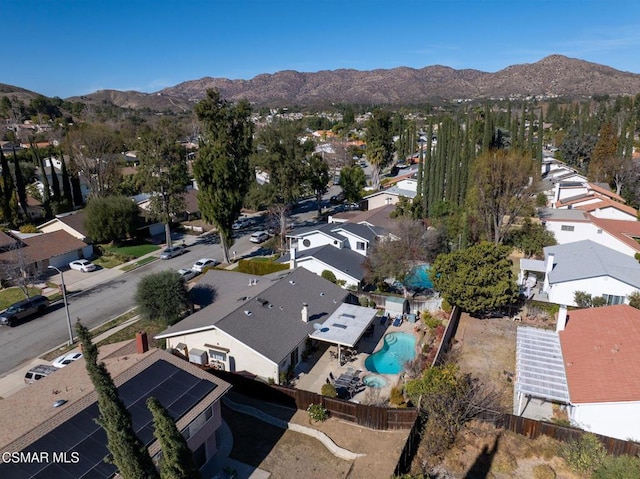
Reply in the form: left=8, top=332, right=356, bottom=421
left=0, top=360, right=216, bottom=479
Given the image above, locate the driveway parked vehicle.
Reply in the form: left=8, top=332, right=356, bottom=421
left=232, top=217, right=252, bottom=230
left=177, top=268, right=198, bottom=282
left=24, top=364, right=58, bottom=384
left=69, top=259, right=97, bottom=272
left=192, top=258, right=219, bottom=273
left=52, top=352, right=83, bottom=368
left=330, top=192, right=345, bottom=204
left=250, top=231, right=270, bottom=243
left=159, top=245, right=185, bottom=260
left=0, top=295, right=50, bottom=327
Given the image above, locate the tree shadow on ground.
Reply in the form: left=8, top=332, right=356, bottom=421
left=464, top=434, right=500, bottom=479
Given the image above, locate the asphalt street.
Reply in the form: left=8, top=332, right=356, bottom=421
left=0, top=189, right=347, bottom=377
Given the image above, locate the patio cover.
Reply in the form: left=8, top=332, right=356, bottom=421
left=520, top=258, right=546, bottom=272
left=309, top=303, right=378, bottom=362
left=515, top=326, right=570, bottom=415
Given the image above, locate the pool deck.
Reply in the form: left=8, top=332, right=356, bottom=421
left=294, top=316, right=422, bottom=403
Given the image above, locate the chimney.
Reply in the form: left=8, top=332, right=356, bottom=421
left=136, top=331, right=149, bottom=354
left=545, top=253, right=555, bottom=274
left=301, top=303, right=308, bottom=323
left=556, top=305, right=568, bottom=332
left=290, top=246, right=297, bottom=269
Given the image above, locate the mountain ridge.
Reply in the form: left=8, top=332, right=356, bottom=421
left=2, top=55, right=640, bottom=112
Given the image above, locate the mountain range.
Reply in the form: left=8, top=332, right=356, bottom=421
left=3, top=55, right=640, bottom=112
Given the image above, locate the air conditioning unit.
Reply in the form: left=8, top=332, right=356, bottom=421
left=188, top=348, right=208, bottom=365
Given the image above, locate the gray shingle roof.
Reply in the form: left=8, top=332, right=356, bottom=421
left=279, top=245, right=366, bottom=281
left=157, top=268, right=349, bottom=364
left=538, top=208, right=588, bottom=221
left=545, top=240, right=640, bottom=288
left=333, top=222, right=383, bottom=242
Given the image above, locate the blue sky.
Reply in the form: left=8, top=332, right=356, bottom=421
left=3, top=0, right=640, bottom=98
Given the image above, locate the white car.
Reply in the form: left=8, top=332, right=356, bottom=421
left=250, top=231, right=269, bottom=243
left=177, top=268, right=198, bottom=282
left=192, top=258, right=219, bottom=273
left=69, top=259, right=96, bottom=272
left=52, top=352, right=83, bottom=368
left=232, top=217, right=252, bottom=230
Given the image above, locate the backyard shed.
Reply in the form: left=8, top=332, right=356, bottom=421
left=385, top=296, right=409, bottom=317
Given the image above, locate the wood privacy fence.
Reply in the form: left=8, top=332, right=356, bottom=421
left=432, top=305, right=462, bottom=367
left=209, top=369, right=418, bottom=430
left=477, top=409, right=640, bottom=457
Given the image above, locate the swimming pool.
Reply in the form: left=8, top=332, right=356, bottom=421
left=403, top=264, right=433, bottom=291
left=365, top=332, right=417, bottom=375
left=362, top=374, right=387, bottom=388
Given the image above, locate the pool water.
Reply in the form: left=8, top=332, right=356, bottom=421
left=362, top=375, right=387, bottom=388
left=403, top=264, right=433, bottom=291
left=365, top=332, right=417, bottom=374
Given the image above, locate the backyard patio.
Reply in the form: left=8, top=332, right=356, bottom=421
left=294, top=314, right=422, bottom=403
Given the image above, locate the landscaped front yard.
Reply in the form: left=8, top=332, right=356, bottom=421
left=0, top=287, right=41, bottom=310
left=94, top=241, right=160, bottom=268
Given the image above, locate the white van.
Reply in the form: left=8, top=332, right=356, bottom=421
left=250, top=231, right=269, bottom=243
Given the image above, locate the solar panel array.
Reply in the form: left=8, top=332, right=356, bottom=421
left=515, top=326, right=570, bottom=403
left=0, top=360, right=216, bottom=478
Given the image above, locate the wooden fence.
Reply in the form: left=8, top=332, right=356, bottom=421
left=209, top=368, right=418, bottom=431
left=477, top=409, right=640, bottom=457
left=431, top=305, right=462, bottom=367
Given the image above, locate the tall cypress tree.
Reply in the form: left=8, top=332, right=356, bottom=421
left=31, top=142, right=52, bottom=216
left=59, top=151, right=74, bottom=210
left=0, top=148, right=18, bottom=223
left=146, top=397, right=202, bottom=479
left=49, top=154, right=62, bottom=204
left=12, top=147, right=28, bottom=217
left=76, top=322, right=160, bottom=479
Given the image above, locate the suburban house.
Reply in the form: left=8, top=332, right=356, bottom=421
left=38, top=210, right=90, bottom=242
left=278, top=221, right=386, bottom=288
left=0, top=338, right=231, bottom=477
left=540, top=208, right=640, bottom=258
left=558, top=305, right=640, bottom=441
left=515, top=305, right=640, bottom=441
left=155, top=267, right=367, bottom=384
left=553, top=181, right=627, bottom=210
left=328, top=204, right=397, bottom=231
left=0, top=229, right=93, bottom=276
left=363, top=178, right=418, bottom=210
left=519, top=240, right=640, bottom=306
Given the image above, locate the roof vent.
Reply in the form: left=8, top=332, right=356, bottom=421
left=320, top=292, right=325, bottom=296
left=244, top=310, right=252, bottom=316
left=256, top=297, right=268, bottom=306
left=268, top=304, right=274, bottom=308
left=289, top=280, right=296, bottom=285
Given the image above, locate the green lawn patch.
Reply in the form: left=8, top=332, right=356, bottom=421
left=120, top=256, right=157, bottom=272
left=93, top=256, right=123, bottom=269
left=237, top=258, right=288, bottom=275
left=103, top=242, right=160, bottom=259
left=0, top=287, right=42, bottom=310
left=97, top=317, right=166, bottom=349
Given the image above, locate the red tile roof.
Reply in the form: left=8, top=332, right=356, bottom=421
left=588, top=183, right=625, bottom=203
left=559, top=305, right=640, bottom=403
left=589, top=215, right=640, bottom=254
left=576, top=198, right=638, bottom=217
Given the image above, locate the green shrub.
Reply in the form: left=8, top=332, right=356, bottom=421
left=321, top=269, right=337, bottom=283
left=561, top=433, right=607, bottom=474
left=18, top=224, right=39, bottom=233
left=389, top=386, right=406, bottom=407
left=359, top=296, right=369, bottom=307
left=237, top=259, right=289, bottom=276
left=368, top=299, right=376, bottom=308
left=307, top=403, right=328, bottom=422
left=592, top=454, right=640, bottom=479
left=320, top=383, right=337, bottom=398
left=421, top=311, right=441, bottom=330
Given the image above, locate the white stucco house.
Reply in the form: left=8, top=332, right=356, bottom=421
left=520, top=240, right=640, bottom=306
left=516, top=305, right=640, bottom=441
left=278, top=222, right=386, bottom=288
left=155, top=268, right=364, bottom=384
left=540, top=208, right=640, bottom=258
left=558, top=305, right=640, bottom=441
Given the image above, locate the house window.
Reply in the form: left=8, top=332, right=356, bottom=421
left=208, top=350, right=226, bottom=362
left=290, top=348, right=299, bottom=366
left=603, top=294, right=625, bottom=305
left=356, top=241, right=366, bottom=251
left=561, top=225, right=574, bottom=232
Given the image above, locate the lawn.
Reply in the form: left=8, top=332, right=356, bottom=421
left=93, top=256, right=123, bottom=269
left=103, top=242, right=160, bottom=259
left=97, top=317, right=167, bottom=349
left=120, top=256, right=157, bottom=272
left=0, top=287, right=41, bottom=310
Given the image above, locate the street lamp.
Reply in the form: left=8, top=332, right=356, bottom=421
left=47, top=265, right=74, bottom=346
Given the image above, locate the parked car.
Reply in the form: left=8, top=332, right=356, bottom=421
left=24, top=364, right=58, bottom=384
left=69, top=259, right=96, bottom=272
left=159, top=245, right=185, bottom=260
left=250, top=231, right=270, bottom=243
left=192, top=258, right=219, bottom=273
left=177, top=268, right=198, bottom=282
left=330, top=192, right=345, bottom=204
left=232, top=217, right=252, bottom=230
left=0, top=295, right=50, bottom=327
left=52, top=352, right=83, bottom=368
